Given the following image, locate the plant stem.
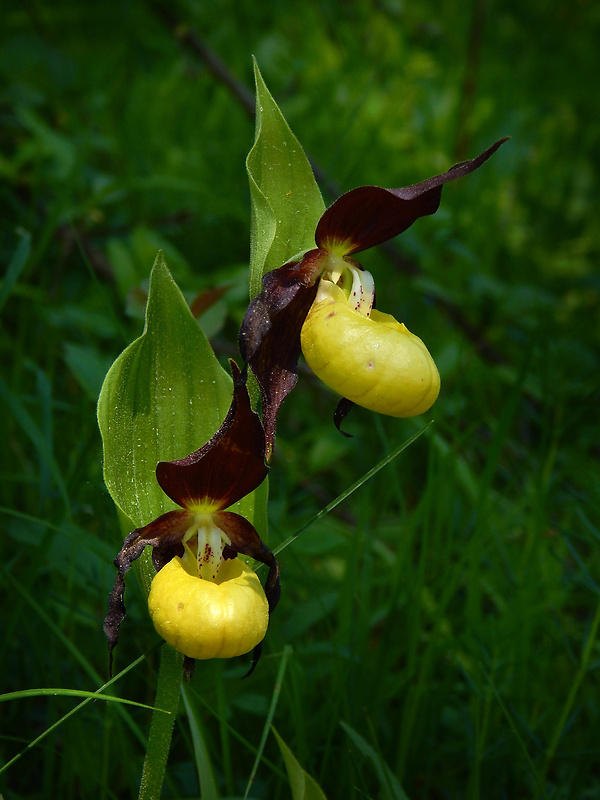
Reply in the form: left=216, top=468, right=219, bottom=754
left=138, top=644, right=184, bottom=800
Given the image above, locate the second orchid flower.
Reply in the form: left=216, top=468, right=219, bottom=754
left=240, top=138, right=508, bottom=455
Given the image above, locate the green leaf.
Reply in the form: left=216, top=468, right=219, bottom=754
left=97, top=251, right=235, bottom=529
left=181, top=685, right=219, bottom=800
left=340, top=722, right=410, bottom=800
left=0, top=229, right=31, bottom=314
left=0, top=374, right=69, bottom=512
left=246, top=60, right=325, bottom=298
left=272, top=728, right=328, bottom=800
left=64, top=342, right=114, bottom=401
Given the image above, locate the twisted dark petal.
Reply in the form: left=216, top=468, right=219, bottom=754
left=156, top=361, right=268, bottom=510
left=242, top=641, right=263, bottom=679
left=213, top=511, right=281, bottom=613
left=103, top=509, right=193, bottom=673
left=214, top=509, right=281, bottom=676
left=239, top=252, right=323, bottom=459
left=333, top=397, right=355, bottom=438
left=315, top=138, right=509, bottom=256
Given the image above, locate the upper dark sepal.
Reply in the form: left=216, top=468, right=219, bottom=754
left=156, top=361, right=268, bottom=510
left=315, top=138, right=509, bottom=256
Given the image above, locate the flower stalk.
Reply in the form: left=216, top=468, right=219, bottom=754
left=138, top=644, right=184, bottom=800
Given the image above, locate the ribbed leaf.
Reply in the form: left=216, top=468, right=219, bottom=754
left=273, top=728, right=328, bottom=800
left=341, top=722, right=410, bottom=800
left=98, top=252, right=258, bottom=530
left=246, top=60, right=325, bottom=298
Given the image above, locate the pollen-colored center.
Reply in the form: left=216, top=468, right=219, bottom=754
left=318, top=261, right=375, bottom=318
left=181, top=514, right=232, bottom=581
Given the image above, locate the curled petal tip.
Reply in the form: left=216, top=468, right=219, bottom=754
left=315, top=138, right=509, bottom=255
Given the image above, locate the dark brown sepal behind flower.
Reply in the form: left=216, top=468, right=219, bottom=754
left=156, top=361, right=268, bottom=510
left=315, top=138, right=509, bottom=256
left=239, top=252, right=323, bottom=458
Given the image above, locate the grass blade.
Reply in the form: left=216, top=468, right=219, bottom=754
left=0, top=230, right=31, bottom=314
left=244, top=644, right=293, bottom=798
left=0, top=687, right=167, bottom=710
left=341, top=721, right=410, bottom=800
left=274, top=423, right=432, bottom=555
left=0, top=650, right=157, bottom=777
left=181, top=683, right=220, bottom=800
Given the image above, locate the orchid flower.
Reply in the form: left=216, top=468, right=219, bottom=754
left=240, top=138, right=508, bottom=455
left=104, top=362, right=280, bottom=675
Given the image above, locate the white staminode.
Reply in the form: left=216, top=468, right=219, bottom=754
left=347, top=263, right=375, bottom=317
left=320, top=258, right=375, bottom=318
left=182, top=514, right=232, bottom=581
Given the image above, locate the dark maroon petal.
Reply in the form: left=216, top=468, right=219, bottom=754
left=315, top=138, right=509, bottom=255
left=243, top=643, right=263, bottom=678
left=103, top=509, right=193, bottom=673
left=239, top=251, right=324, bottom=459
left=214, top=511, right=281, bottom=614
left=156, top=361, right=268, bottom=511
left=183, top=657, right=195, bottom=681
left=333, top=397, right=354, bottom=438
left=134, top=509, right=196, bottom=545
left=214, top=509, right=281, bottom=677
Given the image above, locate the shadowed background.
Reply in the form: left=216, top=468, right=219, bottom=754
left=1, top=1, right=599, bottom=798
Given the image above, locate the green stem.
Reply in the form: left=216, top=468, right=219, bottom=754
left=138, top=644, right=184, bottom=800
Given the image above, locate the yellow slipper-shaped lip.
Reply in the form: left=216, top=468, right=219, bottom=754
left=301, top=281, right=440, bottom=417
left=148, top=556, right=269, bottom=660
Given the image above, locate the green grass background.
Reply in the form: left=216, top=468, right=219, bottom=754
left=1, top=0, right=599, bottom=798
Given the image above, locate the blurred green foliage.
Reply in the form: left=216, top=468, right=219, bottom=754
left=1, top=0, right=599, bottom=798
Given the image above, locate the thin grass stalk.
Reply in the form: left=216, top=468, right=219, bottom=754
left=216, top=663, right=235, bottom=797
left=244, top=644, right=292, bottom=798
left=181, top=683, right=219, bottom=800
left=537, top=597, right=600, bottom=797
left=0, top=651, right=153, bottom=779
left=484, top=669, right=548, bottom=799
